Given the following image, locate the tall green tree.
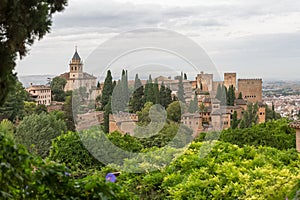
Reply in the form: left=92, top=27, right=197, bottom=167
left=167, top=101, right=182, bottom=123
left=265, top=103, right=281, bottom=121
left=137, top=102, right=153, bottom=125
left=240, top=103, right=259, bottom=128
left=153, top=79, right=160, bottom=104
left=159, top=82, right=167, bottom=108
left=238, top=92, right=243, bottom=99
left=0, top=0, right=67, bottom=106
left=216, top=84, right=227, bottom=105
left=165, top=87, right=173, bottom=107
left=145, top=75, right=155, bottom=103
left=15, top=113, right=67, bottom=158
left=62, top=96, right=76, bottom=131
left=184, top=73, right=187, bottom=80
left=101, top=70, right=113, bottom=110
left=231, top=111, right=240, bottom=129
left=50, top=76, right=67, bottom=102
left=131, top=74, right=144, bottom=113
left=112, top=70, right=129, bottom=112
left=226, top=85, right=236, bottom=106
left=104, top=98, right=112, bottom=133
left=188, top=93, right=198, bottom=113
left=0, top=80, right=29, bottom=122
left=177, top=74, right=185, bottom=103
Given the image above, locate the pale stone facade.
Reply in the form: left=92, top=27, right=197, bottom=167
left=182, top=113, right=203, bottom=137
left=26, top=84, right=51, bottom=105
left=60, top=49, right=97, bottom=94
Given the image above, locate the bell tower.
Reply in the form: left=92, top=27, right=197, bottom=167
left=69, top=46, right=83, bottom=79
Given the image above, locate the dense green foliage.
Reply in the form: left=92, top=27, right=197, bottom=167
left=137, top=122, right=193, bottom=149
left=167, top=101, right=182, bottom=123
left=49, top=131, right=104, bottom=170
left=111, top=141, right=300, bottom=199
left=198, top=118, right=295, bottom=150
left=49, top=130, right=143, bottom=170
left=15, top=113, right=67, bottom=158
left=0, top=0, right=67, bottom=105
left=240, top=103, right=259, bottom=128
left=265, top=103, right=281, bottom=121
left=0, top=130, right=133, bottom=199
left=24, top=101, right=47, bottom=116
left=0, top=81, right=29, bottom=121
left=62, top=95, right=76, bottom=131
left=50, top=76, right=67, bottom=102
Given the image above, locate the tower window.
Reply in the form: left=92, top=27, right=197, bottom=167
left=71, top=67, right=73, bottom=70
left=75, top=67, right=77, bottom=70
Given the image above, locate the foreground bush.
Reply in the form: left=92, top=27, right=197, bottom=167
left=0, top=130, right=134, bottom=199
left=109, top=141, right=300, bottom=199
left=197, top=118, right=295, bottom=150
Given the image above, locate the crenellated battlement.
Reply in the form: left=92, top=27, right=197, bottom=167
left=238, top=78, right=262, bottom=81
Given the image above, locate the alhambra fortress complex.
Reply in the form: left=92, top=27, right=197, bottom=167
left=26, top=49, right=265, bottom=135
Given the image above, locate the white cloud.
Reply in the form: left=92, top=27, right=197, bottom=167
left=16, top=0, right=300, bottom=81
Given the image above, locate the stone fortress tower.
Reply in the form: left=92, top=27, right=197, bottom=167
left=237, top=79, right=262, bottom=103
left=224, top=72, right=237, bottom=89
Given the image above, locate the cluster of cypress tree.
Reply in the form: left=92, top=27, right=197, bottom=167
left=131, top=74, right=173, bottom=113
left=216, top=84, right=236, bottom=106
left=100, top=70, right=174, bottom=132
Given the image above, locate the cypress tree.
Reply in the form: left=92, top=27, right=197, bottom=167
left=165, top=87, right=173, bottom=107
left=227, top=85, right=236, bottom=106
left=188, top=93, right=198, bottom=113
left=131, top=74, right=144, bottom=113
left=159, top=81, right=167, bottom=108
left=184, top=73, right=187, bottom=80
left=153, top=79, right=160, bottom=104
left=104, top=98, right=111, bottom=133
left=231, top=111, right=240, bottom=129
left=101, top=70, right=113, bottom=110
left=146, top=75, right=155, bottom=103
left=216, top=84, right=227, bottom=105
left=238, top=92, right=243, bottom=99
left=177, top=74, right=185, bottom=103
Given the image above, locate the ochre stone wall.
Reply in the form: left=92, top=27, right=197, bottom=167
left=224, top=73, right=237, bottom=89
left=238, top=79, right=262, bottom=103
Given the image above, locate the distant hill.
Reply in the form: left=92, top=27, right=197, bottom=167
left=19, top=75, right=55, bottom=88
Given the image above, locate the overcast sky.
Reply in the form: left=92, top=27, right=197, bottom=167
left=16, top=0, right=300, bottom=81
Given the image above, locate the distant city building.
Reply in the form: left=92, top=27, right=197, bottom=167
left=26, top=84, right=51, bottom=105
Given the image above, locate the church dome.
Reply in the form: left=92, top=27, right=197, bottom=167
left=72, top=50, right=81, bottom=61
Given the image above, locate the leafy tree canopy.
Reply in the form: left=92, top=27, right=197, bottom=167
left=15, top=112, right=67, bottom=158
left=0, top=0, right=68, bottom=105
